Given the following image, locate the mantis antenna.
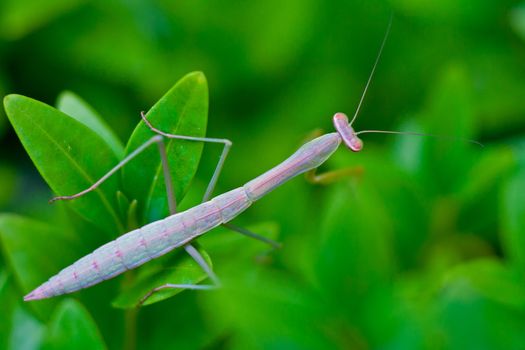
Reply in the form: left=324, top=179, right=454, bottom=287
left=345, top=13, right=483, bottom=148
left=355, top=130, right=484, bottom=147
left=349, top=13, right=393, bottom=127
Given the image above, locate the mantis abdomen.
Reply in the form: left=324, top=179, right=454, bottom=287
left=30, top=187, right=253, bottom=299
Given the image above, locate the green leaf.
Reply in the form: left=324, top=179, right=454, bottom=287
left=4, top=94, right=124, bottom=236
left=112, top=245, right=212, bottom=308
left=439, top=259, right=525, bottom=349
left=421, top=65, right=477, bottom=194
left=43, top=299, right=106, bottom=350
left=501, top=167, right=525, bottom=274
left=8, top=306, right=45, bottom=350
left=0, top=271, right=18, bottom=350
left=0, top=214, right=84, bottom=319
left=458, top=147, right=515, bottom=206
left=511, top=4, right=525, bottom=41
left=122, top=72, right=208, bottom=224
left=56, top=91, right=124, bottom=159
left=126, top=199, right=139, bottom=232
left=200, top=264, right=337, bottom=349
left=116, top=191, right=130, bottom=224
left=314, top=179, right=395, bottom=312
left=392, top=117, right=427, bottom=175
left=442, top=259, right=525, bottom=310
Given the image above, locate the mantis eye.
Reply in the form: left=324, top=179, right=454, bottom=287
left=350, top=135, right=363, bottom=152
left=350, top=137, right=363, bottom=152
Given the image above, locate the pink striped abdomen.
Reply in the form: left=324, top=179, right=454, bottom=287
left=25, top=188, right=254, bottom=300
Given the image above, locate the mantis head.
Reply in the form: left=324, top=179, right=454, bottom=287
left=333, top=112, right=363, bottom=152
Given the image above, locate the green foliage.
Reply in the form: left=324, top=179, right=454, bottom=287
left=315, top=180, right=394, bottom=310
left=0, top=271, right=18, bottom=349
left=4, top=95, right=123, bottom=236
left=8, top=307, right=45, bottom=350
left=0, top=0, right=84, bottom=39
left=56, top=91, right=124, bottom=159
left=43, top=299, right=106, bottom=350
left=1, top=1, right=524, bottom=349
left=0, top=214, right=84, bottom=318
left=511, top=4, right=525, bottom=40
left=501, top=168, right=525, bottom=274
left=439, top=260, right=525, bottom=349
left=122, top=72, right=207, bottom=224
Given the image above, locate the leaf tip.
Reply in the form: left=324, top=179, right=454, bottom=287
left=3, top=94, right=28, bottom=117
left=56, top=90, right=75, bottom=104
left=187, top=71, right=207, bottom=86
left=3, top=94, right=17, bottom=110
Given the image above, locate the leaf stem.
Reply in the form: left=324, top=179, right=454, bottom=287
left=123, top=269, right=138, bottom=350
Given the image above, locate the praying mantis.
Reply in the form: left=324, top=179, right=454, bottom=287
left=22, top=18, right=481, bottom=305
left=24, top=109, right=367, bottom=304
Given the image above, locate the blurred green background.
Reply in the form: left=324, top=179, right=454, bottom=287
left=1, top=0, right=525, bottom=349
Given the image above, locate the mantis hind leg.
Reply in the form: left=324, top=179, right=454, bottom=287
left=137, top=244, right=221, bottom=307
left=222, top=223, right=281, bottom=249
